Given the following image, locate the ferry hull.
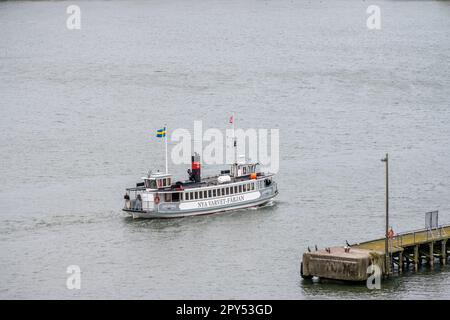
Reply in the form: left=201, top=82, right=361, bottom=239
left=124, top=192, right=277, bottom=219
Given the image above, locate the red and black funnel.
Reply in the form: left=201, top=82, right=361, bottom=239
left=191, top=152, right=201, bottom=183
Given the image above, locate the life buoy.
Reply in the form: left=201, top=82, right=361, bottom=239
left=154, top=195, right=160, bottom=204
left=388, top=228, right=394, bottom=239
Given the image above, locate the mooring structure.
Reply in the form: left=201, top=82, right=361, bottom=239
left=301, top=224, right=449, bottom=281
left=301, top=154, right=450, bottom=282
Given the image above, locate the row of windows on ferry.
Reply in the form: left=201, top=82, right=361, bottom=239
left=163, top=180, right=267, bottom=202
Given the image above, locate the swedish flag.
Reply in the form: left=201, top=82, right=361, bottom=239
left=156, top=127, right=166, bottom=138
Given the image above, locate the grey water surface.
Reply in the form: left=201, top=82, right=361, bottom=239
left=1, top=0, right=450, bottom=299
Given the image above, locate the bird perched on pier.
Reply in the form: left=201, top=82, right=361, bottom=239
left=315, top=245, right=318, bottom=251
left=307, top=246, right=311, bottom=253
left=345, top=240, right=351, bottom=247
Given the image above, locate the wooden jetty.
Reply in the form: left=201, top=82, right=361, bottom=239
left=301, top=224, right=450, bottom=281
left=302, top=155, right=449, bottom=282
left=302, top=155, right=450, bottom=282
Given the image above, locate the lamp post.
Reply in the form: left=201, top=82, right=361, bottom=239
left=381, top=153, right=390, bottom=276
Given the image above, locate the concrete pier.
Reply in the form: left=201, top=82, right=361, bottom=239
left=301, top=225, right=450, bottom=282
left=301, top=248, right=384, bottom=281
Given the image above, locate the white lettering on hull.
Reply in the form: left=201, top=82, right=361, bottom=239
left=179, top=191, right=260, bottom=210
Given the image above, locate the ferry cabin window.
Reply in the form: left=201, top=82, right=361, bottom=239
left=194, top=192, right=198, bottom=200
left=213, top=189, right=217, bottom=197
left=243, top=167, right=247, bottom=175
left=172, top=193, right=180, bottom=202
left=230, top=187, right=234, bottom=194
left=221, top=188, right=225, bottom=195
left=190, top=192, right=193, bottom=200
left=208, top=190, right=212, bottom=198
left=234, top=186, right=238, bottom=193
left=204, top=190, right=207, bottom=198
left=239, top=185, right=242, bottom=193
left=145, top=179, right=157, bottom=189
left=164, top=193, right=171, bottom=202
left=160, top=178, right=167, bottom=187
left=185, top=193, right=189, bottom=200
left=243, top=184, right=247, bottom=192
left=199, top=191, right=203, bottom=199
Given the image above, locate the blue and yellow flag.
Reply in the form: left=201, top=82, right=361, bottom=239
left=156, top=127, right=166, bottom=138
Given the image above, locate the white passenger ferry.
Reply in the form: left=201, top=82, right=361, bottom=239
left=123, top=118, right=278, bottom=218
left=123, top=153, right=278, bottom=218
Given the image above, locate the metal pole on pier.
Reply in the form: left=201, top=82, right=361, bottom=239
left=232, top=112, right=237, bottom=164
left=381, top=153, right=390, bottom=275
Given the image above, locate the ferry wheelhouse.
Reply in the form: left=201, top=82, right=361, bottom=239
left=123, top=153, right=278, bottom=219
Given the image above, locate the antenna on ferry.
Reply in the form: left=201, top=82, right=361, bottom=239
left=230, top=112, right=237, bottom=164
